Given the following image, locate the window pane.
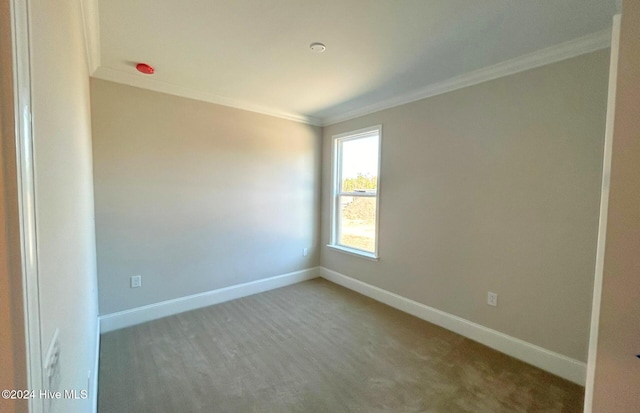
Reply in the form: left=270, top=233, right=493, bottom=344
left=338, top=195, right=376, bottom=253
left=340, top=136, right=379, bottom=193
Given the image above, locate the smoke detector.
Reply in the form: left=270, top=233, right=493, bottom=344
left=309, top=43, right=326, bottom=53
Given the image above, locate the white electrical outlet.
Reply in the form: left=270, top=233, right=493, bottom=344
left=487, top=292, right=498, bottom=307
left=131, top=275, right=142, bottom=288
left=303, top=248, right=308, bottom=257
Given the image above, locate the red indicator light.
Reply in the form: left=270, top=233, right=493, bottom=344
left=136, top=63, right=154, bottom=74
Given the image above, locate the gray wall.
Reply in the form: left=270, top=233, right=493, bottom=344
left=30, top=0, right=99, bottom=411
left=91, top=79, right=322, bottom=315
left=593, top=1, right=640, bottom=410
left=320, top=50, right=609, bottom=361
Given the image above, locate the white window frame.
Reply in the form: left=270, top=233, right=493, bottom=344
left=328, top=125, right=382, bottom=260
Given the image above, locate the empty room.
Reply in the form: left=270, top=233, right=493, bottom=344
left=2, top=1, right=640, bottom=413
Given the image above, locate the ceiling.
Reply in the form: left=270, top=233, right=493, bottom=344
left=89, top=0, right=619, bottom=125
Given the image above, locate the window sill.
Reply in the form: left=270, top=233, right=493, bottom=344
left=326, top=244, right=379, bottom=261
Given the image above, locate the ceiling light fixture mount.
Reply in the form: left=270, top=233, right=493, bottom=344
left=136, top=63, right=155, bottom=74
left=309, top=42, right=326, bottom=53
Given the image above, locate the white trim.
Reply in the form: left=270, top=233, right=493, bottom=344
left=319, top=267, right=587, bottom=385
left=330, top=125, right=382, bottom=258
left=99, top=267, right=320, bottom=333
left=10, top=0, right=44, bottom=412
left=332, top=125, right=381, bottom=141
left=91, top=66, right=322, bottom=126
left=584, top=14, right=621, bottom=413
left=80, top=0, right=100, bottom=75
left=326, top=244, right=379, bottom=261
left=89, top=30, right=610, bottom=128
left=91, top=320, right=100, bottom=413
left=322, top=29, right=612, bottom=126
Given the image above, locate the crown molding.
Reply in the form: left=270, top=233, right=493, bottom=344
left=321, top=29, right=612, bottom=126
left=80, top=0, right=100, bottom=75
left=92, top=66, right=323, bottom=126
left=88, top=27, right=610, bottom=128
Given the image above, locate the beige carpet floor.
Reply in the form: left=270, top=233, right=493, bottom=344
left=98, top=278, right=584, bottom=413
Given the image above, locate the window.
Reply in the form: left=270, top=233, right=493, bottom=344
left=330, top=125, right=381, bottom=259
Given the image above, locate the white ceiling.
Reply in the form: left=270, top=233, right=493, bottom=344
left=90, top=0, right=618, bottom=125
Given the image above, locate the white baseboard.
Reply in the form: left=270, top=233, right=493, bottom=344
left=320, top=267, right=586, bottom=385
left=99, top=267, right=320, bottom=333
left=98, top=265, right=585, bottom=384
left=91, top=319, right=100, bottom=413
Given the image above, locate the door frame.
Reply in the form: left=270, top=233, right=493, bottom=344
left=583, top=13, right=621, bottom=413
left=9, top=0, right=43, bottom=412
